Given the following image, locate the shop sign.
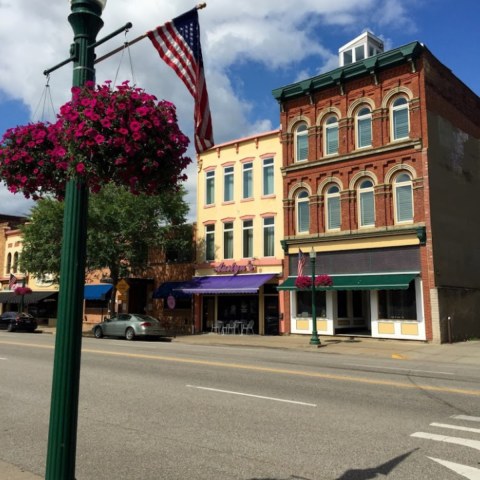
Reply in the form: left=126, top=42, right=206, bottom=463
left=167, top=295, right=176, bottom=309
left=214, top=260, right=255, bottom=275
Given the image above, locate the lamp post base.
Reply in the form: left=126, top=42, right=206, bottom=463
left=309, top=335, right=321, bottom=346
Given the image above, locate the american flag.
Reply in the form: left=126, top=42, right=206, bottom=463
left=297, top=249, right=307, bottom=277
left=9, top=273, right=17, bottom=290
left=147, top=8, right=214, bottom=154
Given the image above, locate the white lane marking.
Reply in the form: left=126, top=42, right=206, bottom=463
left=186, top=385, right=317, bottom=407
left=452, top=415, right=480, bottom=423
left=411, top=432, right=480, bottom=451
left=345, top=363, right=453, bottom=375
left=0, top=357, right=6, bottom=360
left=431, top=422, right=480, bottom=434
left=428, top=457, right=480, bottom=480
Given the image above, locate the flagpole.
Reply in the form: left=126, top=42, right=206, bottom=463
left=94, top=3, right=207, bottom=65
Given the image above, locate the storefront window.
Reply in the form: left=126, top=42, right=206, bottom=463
left=218, top=295, right=258, bottom=323
left=295, top=291, right=326, bottom=318
left=378, top=283, right=417, bottom=320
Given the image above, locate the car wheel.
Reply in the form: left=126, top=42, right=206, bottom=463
left=125, top=327, right=135, bottom=341
left=93, top=327, right=104, bottom=339
left=7, top=323, right=14, bottom=332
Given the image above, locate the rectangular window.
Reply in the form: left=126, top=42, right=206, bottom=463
left=242, top=219, right=253, bottom=258
left=360, top=191, right=375, bottom=226
left=297, top=201, right=309, bottom=233
left=223, top=166, right=234, bottom=202
left=296, top=291, right=327, bottom=318
left=343, top=49, right=353, bottom=65
left=205, top=170, right=215, bottom=205
left=378, top=283, right=417, bottom=320
left=396, top=185, right=413, bottom=222
left=205, top=225, right=215, bottom=261
left=326, top=126, right=339, bottom=155
left=358, top=118, right=372, bottom=148
left=223, top=222, right=234, bottom=259
left=263, top=217, right=275, bottom=257
left=242, top=162, right=253, bottom=199
left=262, top=158, right=274, bottom=196
left=393, top=108, right=409, bottom=140
left=327, top=196, right=341, bottom=230
left=355, top=45, right=365, bottom=61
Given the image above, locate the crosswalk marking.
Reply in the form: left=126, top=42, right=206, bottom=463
left=452, top=415, right=480, bottom=423
left=430, top=422, right=480, bottom=434
left=428, top=457, right=480, bottom=480
left=411, top=432, right=480, bottom=451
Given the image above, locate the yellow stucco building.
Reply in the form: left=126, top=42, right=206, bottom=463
left=179, top=130, right=285, bottom=335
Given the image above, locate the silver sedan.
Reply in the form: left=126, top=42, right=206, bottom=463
left=92, top=313, right=168, bottom=341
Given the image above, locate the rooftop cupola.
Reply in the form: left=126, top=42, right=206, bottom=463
left=339, top=31, right=384, bottom=66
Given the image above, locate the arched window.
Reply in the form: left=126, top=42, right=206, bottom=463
left=324, top=116, right=339, bottom=155
left=296, top=190, right=310, bottom=233
left=13, top=252, right=19, bottom=273
left=325, top=185, right=341, bottom=231
left=358, top=179, right=375, bottom=227
left=356, top=107, right=372, bottom=148
left=391, top=97, right=409, bottom=140
left=6, top=252, right=12, bottom=274
left=393, top=173, right=413, bottom=223
left=295, top=123, right=308, bottom=162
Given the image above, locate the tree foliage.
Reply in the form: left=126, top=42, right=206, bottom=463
left=20, top=183, right=190, bottom=285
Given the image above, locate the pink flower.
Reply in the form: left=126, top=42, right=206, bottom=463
left=76, top=163, right=86, bottom=173
left=95, top=134, right=105, bottom=144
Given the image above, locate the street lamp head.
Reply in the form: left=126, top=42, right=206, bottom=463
left=309, top=248, right=316, bottom=259
left=70, top=0, right=107, bottom=10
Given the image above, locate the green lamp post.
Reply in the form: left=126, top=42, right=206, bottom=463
left=45, top=1, right=106, bottom=479
left=309, top=249, right=321, bottom=346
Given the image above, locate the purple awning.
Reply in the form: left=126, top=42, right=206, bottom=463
left=174, top=274, right=276, bottom=295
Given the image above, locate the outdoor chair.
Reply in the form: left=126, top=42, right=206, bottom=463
left=241, top=320, right=254, bottom=335
left=211, top=321, right=223, bottom=334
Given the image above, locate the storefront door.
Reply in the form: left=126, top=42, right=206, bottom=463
left=334, top=290, right=371, bottom=335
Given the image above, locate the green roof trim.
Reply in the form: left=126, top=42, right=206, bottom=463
left=277, top=273, right=417, bottom=291
left=272, top=41, right=423, bottom=102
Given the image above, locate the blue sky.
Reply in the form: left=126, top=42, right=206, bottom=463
left=0, top=0, right=479, bottom=220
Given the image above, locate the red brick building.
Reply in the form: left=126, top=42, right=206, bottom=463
left=274, top=33, right=480, bottom=343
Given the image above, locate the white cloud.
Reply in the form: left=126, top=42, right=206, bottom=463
left=0, top=0, right=417, bottom=221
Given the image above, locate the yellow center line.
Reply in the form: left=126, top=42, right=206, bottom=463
left=3, top=339, right=480, bottom=397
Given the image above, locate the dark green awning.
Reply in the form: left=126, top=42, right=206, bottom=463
left=0, top=291, right=57, bottom=304
left=277, top=273, right=417, bottom=291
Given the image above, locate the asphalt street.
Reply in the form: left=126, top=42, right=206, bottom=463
left=1, top=331, right=480, bottom=479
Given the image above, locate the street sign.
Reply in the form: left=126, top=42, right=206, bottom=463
left=116, top=279, right=129, bottom=293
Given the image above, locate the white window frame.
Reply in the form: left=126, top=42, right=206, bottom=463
left=205, top=170, right=215, bottom=205
left=295, top=123, right=308, bottom=162
left=325, top=185, right=341, bottom=231
left=205, top=224, right=215, bottom=261
left=223, top=222, right=234, bottom=259
left=356, top=107, right=372, bottom=149
left=242, top=162, right=253, bottom=199
left=262, top=157, right=274, bottom=196
left=358, top=179, right=375, bottom=227
left=263, top=217, right=275, bottom=257
left=393, top=173, right=414, bottom=224
left=242, top=219, right=254, bottom=258
left=324, top=116, right=339, bottom=156
left=391, top=97, right=409, bottom=141
left=223, top=166, right=234, bottom=202
left=296, top=190, right=310, bottom=234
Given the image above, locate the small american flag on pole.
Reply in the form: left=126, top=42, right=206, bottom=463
left=9, top=273, right=17, bottom=290
left=297, top=249, right=307, bottom=277
left=147, top=7, right=214, bottom=154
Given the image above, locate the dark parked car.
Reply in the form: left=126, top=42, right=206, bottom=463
left=92, top=313, right=168, bottom=341
left=0, top=311, right=38, bottom=332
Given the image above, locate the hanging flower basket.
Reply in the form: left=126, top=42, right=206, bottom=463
left=295, top=275, right=333, bottom=289
left=0, top=81, right=192, bottom=199
left=14, top=286, right=32, bottom=296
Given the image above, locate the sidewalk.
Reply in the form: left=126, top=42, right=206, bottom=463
left=172, top=331, right=480, bottom=365
left=40, top=326, right=480, bottom=366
